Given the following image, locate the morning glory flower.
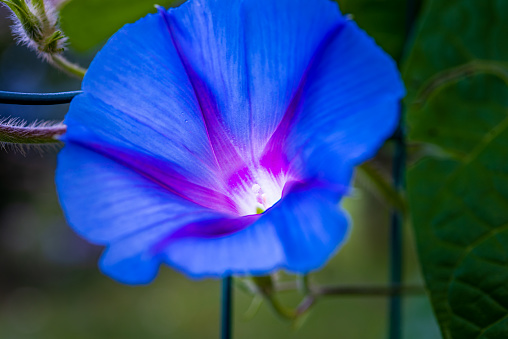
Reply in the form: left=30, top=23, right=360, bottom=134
left=56, top=0, right=404, bottom=284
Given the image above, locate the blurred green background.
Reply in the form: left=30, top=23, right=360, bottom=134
left=0, top=1, right=441, bottom=338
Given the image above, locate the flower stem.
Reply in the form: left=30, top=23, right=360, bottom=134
left=221, top=276, right=233, bottom=339
left=263, top=293, right=296, bottom=320
left=297, top=274, right=311, bottom=295
left=50, top=54, right=87, bottom=79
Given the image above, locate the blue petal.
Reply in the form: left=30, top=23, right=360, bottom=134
left=280, top=20, right=405, bottom=183
left=56, top=143, right=224, bottom=284
left=99, top=234, right=162, bottom=285
left=65, top=12, right=228, bottom=191
left=162, top=184, right=349, bottom=278
left=270, top=185, right=350, bottom=272
left=162, top=217, right=285, bottom=278
left=162, top=0, right=345, bottom=161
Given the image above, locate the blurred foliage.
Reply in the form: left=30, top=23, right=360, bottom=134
left=404, top=0, right=508, bottom=337
left=61, top=0, right=409, bottom=58
left=59, top=0, right=184, bottom=52
left=337, top=0, right=408, bottom=60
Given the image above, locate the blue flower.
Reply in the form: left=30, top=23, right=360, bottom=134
left=56, top=0, right=404, bottom=284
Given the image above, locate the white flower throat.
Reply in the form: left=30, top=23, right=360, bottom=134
left=230, top=169, right=287, bottom=216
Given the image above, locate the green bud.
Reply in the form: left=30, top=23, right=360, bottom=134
left=0, top=0, right=67, bottom=59
left=40, top=29, right=65, bottom=54
left=1, top=0, right=44, bottom=42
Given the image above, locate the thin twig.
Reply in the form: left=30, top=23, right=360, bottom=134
left=274, top=282, right=426, bottom=297
left=313, top=284, right=425, bottom=297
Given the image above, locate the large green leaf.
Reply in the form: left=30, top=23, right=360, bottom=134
left=60, top=0, right=183, bottom=52
left=404, top=0, right=508, bottom=337
left=336, top=0, right=407, bottom=59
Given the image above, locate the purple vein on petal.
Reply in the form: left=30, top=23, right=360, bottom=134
left=150, top=214, right=261, bottom=254
left=158, top=8, right=248, bottom=179
left=260, top=21, right=346, bottom=173
left=67, top=137, right=239, bottom=215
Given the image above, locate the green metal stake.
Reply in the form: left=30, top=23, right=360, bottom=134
left=388, top=0, right=417, bottom=336
left=388, top=123, right=406, bottom=339
left=221, top=276, right=233, bottom=339
left=0, top=90, right=81, bottom=105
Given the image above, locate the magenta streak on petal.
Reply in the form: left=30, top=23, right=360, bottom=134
left=158, top=8, right=249, bottom=182
left=260, top=22, right=346, bottom=175
left=150, top=214, right=261, bottom=254
left=226, top=165, right=253, bottom=191
left=67, top=137, right=239, bottom=215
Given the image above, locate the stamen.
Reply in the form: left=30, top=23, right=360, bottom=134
left=251, top=183, right=268, bottom=209
left=230, top=170, right=288, bottom=216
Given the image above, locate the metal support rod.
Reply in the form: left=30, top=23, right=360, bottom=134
left=387, top=0, right=417, bottom=336
left=388, top=122, right=406, bottom=339
left=0, top=90, right=82, bottom=105
left=221, top=276, right=233, bottom=339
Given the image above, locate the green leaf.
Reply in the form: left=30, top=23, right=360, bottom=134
left=336, top=0, right=407, bottom=59
left=59, top=0, right=183, bottom=52
left=404, top=0, right=508, bottom=337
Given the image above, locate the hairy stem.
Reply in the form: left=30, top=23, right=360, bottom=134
left=0, top=121, right=66, bottom=144
left=51, top=54, right=86, bottom=79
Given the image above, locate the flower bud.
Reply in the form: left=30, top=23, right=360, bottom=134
left=0, top=0, right=67, bottom=60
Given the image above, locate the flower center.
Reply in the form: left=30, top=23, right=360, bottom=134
left=229, top=169, right=287, bottom=216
